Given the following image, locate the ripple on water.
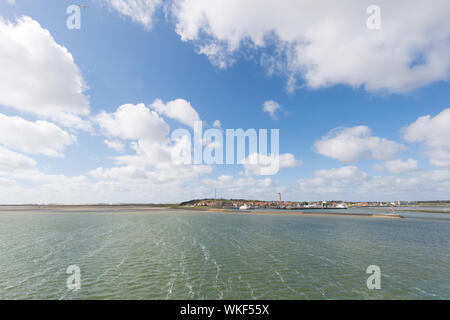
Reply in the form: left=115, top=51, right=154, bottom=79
left=0, top=210, right=449, bottom=299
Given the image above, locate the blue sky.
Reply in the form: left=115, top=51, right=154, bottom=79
left=1, top=0, right=450, bottom=203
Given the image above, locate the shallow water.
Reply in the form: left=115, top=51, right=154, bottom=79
left=0, top=209, right=448, bottom=299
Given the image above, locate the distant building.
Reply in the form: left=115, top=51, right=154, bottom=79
left=277, top=193, right=281, bottom=202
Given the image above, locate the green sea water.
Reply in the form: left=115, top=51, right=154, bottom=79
left=0, top=209, right=449, bottom=299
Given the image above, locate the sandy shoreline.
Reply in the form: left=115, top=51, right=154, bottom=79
left=0, top=205, right=403, bottom=219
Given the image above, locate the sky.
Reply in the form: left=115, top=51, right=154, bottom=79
left=0, top=0, right=450, bottom=204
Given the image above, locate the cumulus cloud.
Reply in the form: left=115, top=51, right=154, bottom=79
left=314, top=126, right=404, bottom=163
left=203, top=174, right=275, bottom=200
left=0, top=166, right=99, bottom=204
left=0, top=146, right=36, bottom=170
left=104, top=0, right=162, bottom=29
left=297, top=166, right=367, bottom=196
left=95, top=103, right=170, bottom=143
left=297, top=164, right=450, bottom=200
left=197, top=42, right=235, bottom=69
left=171, top=0, right=450, bottom=93
left=104, top=139, right=126, bottom=153
left=94, top=103, right=174, bottom=169
left=146, top=164, right=212, bottom=182
left=375, top=158, right=419, bottom=174
left=98, top=1, right=450, bottom=93
left=150, top=98, right=200, bottom=129
left=404, top=108, right=450, bottom=168
left=241, top=152, right=302, bottom=176
left=217, top=174, right=233, bottom=183
left=0, top=166, right=215, bottom=204
left=89, top=166, right=147, bottom=180
left=263, top=100, right=280, bottom=119
left=0, top=113, right=76, bottom=157
left=0, top=177, right=17, bottom=188
left=0, top=116, right=210, bottom=203
left=92, top=102, right=212, bottom=185
left=0, top=16, right=90, bottom=130
left=89, top=162, right=212, bottom=186
left=315, top=166, right=367, bottom=180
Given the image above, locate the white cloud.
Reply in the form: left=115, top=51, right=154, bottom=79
left=297, top=166, right=368, bottom=196
left=89, top=163, right=212, bottom=185
left=298, top=166, right=361, bottom=196
left=105, top=0, right=162, bottom=29
left=95, top=103, right=177, bottom=171
left=297, top=165, right=450, bottom=200
left=0, top=146, right=36, bottom=170
left=104, top=139, right=125, bottom=153
left=172, top=0, right=450, bottom=93
left=315, top=166, right=367, bottom=180
left=404, top=108, right=450, bottom=167
left=146, top=164, right=212, bottom=182
left=262, top=100, right=280, bottom=119
left=377, top=158, right=419, bottom=174
left=91, top=102, right=212, bottom=187
left=0, top=177, right=17, bottom=188
left=217, top=174, right=233, bottom=183
left=213, top=120, right=222, bottom=128
left=151, top=98, right=200, bottom=128
left=357, top=169, right=450, bottom=200
left=3, top=164, right=449, bottom=203
left=0, top=162, right=214, bottom=204
left=198, top=42, right=235, bottom=69
left=95, top=103, right=170, bottom=143
left=112, top=140, right=171, bottom=168
left=0, top=16, right=90, bottom=130
left=241, top=152, right=302, bottom=176
left=0, top=113, right=76, bottom=157
left=314, top=126, right=404, bottom=162
left=89, top=166, right=147, bottom=180
left=203, top=174, right=276, bottom=199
